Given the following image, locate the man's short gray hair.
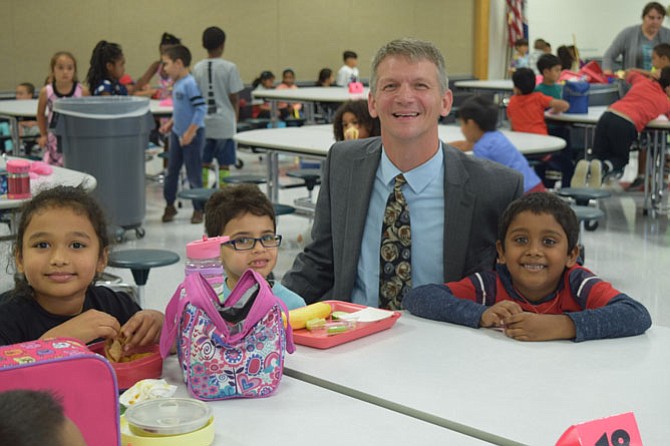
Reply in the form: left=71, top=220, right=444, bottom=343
left=370, top=37, right=448, bottom=94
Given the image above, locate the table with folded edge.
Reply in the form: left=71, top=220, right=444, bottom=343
left=284, top=312, right=670, bottom=446
left=160, top=356, right=491, bottom=445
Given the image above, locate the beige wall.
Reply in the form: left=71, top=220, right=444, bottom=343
left=1, top=0, right=474, bottom=91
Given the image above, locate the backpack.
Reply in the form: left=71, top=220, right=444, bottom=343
left=0, top=338, right=120, bottom=446
left=160, top=269, right=295, bottom=400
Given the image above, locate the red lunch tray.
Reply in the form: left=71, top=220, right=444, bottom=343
left=292, top=300, right=401, bottom=349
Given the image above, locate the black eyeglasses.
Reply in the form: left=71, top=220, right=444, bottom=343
left=222, top=234, right=282, bottom=251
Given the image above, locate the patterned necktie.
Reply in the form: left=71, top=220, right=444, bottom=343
left=379, top=174, right=411, bottom=310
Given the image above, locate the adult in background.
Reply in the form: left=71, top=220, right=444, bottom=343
left=282, top=38, right=523, bottom=309
left=602, top=2, right=670, bottom=74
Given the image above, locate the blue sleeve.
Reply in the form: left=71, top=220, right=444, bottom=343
left=404, top=284, right=487, bottom=328
left=188, top=80, right=207, bottom=126
left=272, top=283, right=306, bottom=311
left=567, top=294, right=652, bottom=342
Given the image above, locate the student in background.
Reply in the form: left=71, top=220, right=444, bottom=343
left=193, top=26, right=244, bottom=189
left=276, top=68, right=302, bottom=120
left=251, top=70, right=275, bottom=119
left=332, top=100, right=380, bottom=141
left=86, top=40, right=128, bottom=96
left=507, top=68, right=569, bottom=135
left=204, top=184, right=306, bottom=310
left=336, top=50, right=359, bottom=86
left=0, top=389, right=87, bottom=446
left=405, top=193, right=652, bottom=342
left=583, top=66, right=670, bottom=187
left=37, top=51, right=89, bottom=166
left=509, top=38, right=530, bottom=73
left=535, top=54, right=563, bottom=99
left=15, top=82, right=35, bottom=99
left=160, top=45, right=207, bottom=224
left=134, top=32, right=181, bottom=99
left=449, top=96, right=545, bottom=194
left=316, top=68, right=334, bottom=87
left=529, top=38, right=551, bottom=74
left=0, top=186, right=164, bottom=347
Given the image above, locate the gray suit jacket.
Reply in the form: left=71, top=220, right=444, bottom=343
left=282, top=137, right=524, bottom=304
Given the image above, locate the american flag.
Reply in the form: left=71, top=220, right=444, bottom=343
left=506, top=0, right=527, bottom=46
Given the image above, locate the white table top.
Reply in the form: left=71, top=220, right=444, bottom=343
left=454, top=79, right=514, bottom=91
left=546, top=105, right=670, bottom=129
left=252, top=86, right=369, bottom=103
left=285, top=313, right=670, bottom=446
left=161, top=356, right=490, bottom=446
left=0, top=99, right=171, bottom=117
left=234, top=124, right=565, bottom=157
left=0, top=159, right=97, bottom=210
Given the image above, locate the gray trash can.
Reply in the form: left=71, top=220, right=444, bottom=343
left=52, top=97, right=154, bottom=240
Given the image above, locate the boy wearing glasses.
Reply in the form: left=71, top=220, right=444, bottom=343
left=204, top=184, right=306, bottom=309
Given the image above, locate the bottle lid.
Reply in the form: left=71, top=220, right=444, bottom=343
left=6, top=159, right=30, bottom=173
left=186, top=235, right=229, bottom=259
left=125, top=398, right=212, bottom=436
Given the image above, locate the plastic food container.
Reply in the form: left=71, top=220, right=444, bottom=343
left=125, top=398, right=212, bottom=436
left=89, top=342, right=163, bottom=390
left=120, top=415, right=214, bottom=446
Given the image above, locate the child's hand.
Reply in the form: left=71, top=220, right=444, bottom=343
left=40, top=309, right=121, bottom=344
left=502, top=313, right=576, bottom=341
left=180, top=130, right=195, bottom=146
left=480, top=301, right=522, bottom=327
left=120, top=310, right=164, bottom=351
left=37, top=135, right=47, bottom=148
left=159, top=120, right=173, bottom=135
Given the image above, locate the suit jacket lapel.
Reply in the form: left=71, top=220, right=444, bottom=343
left=442, top=144, right=476, bottom=282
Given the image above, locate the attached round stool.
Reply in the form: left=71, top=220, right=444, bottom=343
left=273, top=203, right=296, bottom=217
left=107, top=249, right=180, bottom=307
left=177, top=188, right=217, bottom=202
left=557, top=188, right=611, bottom=231
left=571, top=205, right=605, bottom=263
left=222, top=175, right=267, bottom=185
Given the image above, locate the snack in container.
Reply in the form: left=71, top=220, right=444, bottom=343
left=125, top=398, right=212, bottom=437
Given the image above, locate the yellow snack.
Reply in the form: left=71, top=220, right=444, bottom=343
left=288, top=302, right=332, bottom=330
left=105, top=337, right=124, bottom=362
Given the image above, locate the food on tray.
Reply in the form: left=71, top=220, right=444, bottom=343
left=288, top=302, right=332, bottom=330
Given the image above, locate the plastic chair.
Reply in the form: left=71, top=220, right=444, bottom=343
left=557, top=188, right=611, bottom=231
left=107, top=249, right=180, bottom=307
left=221, top=174, right=267, bottom=185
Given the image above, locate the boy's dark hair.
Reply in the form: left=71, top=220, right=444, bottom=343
left=653, top=43, right=670, bottom=60
left=642, top=2, right=665, bottom=18
left=160, top=32, right=181, bottom=47
left=13, top=185, right=109, bottom=299
left=332, top=100, right=381, bottom=141
left=457, top=95, right=498, bottom=132
left=537, top=54, right=562, bottom=75
left=656, top=66, right=670, bottom=89
left=343, top=50, right=358, bottom=61
left=252, top=70, right=274, bottom=89
left=498, top=192, right=579, bottom=253
left=514, top=38, right=528, bottom=48
left=18, top=82, right=35, bottom=96
left=282, top=68, right=295, bottom=78
left=202, top=26, right=226, bottom=51
left=86, top=40, right=123, bottom=90
left=512, top=68, right=536, bottom=95
left=163, top=45, right=192, bottom=67
left=317, top=68, right=332, bottom=86
left=0, top=389, right=68, bottom=446
left=557, top=45, right=573, bottom=70
left=205, top=184, right=276, bottom=237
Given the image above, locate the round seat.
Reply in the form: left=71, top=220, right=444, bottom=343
left=287, top=169, right=321, bottom=191
left=222, top=175, right=267, bottom=185
left=108, top=249, right=180, bottom=306
left=571, top=205, right=605, bottom=222
left=557, top=188, right=611, bottom=206
left=177, top=188, right=217, bottom=202
left=273, top=203, right=296, bottom=216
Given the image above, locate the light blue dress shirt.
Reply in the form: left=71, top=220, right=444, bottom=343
left=351, top=144, right=445, bottom=307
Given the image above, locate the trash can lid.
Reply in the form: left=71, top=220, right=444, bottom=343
left=53, top=96, right=150, bottom=119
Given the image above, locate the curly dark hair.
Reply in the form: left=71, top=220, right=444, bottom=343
left=332, top=100, right=381, bottom=141
left=12, top=185, right=109, bottom=300
left=205, top=184, right=276, bottom=237
left=86, top=40, right=123, bottom=90
left=498, top=192, right=579, bottom=254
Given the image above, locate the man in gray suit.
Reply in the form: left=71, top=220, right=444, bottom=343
left=283, top=38, right=523, bottom=306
